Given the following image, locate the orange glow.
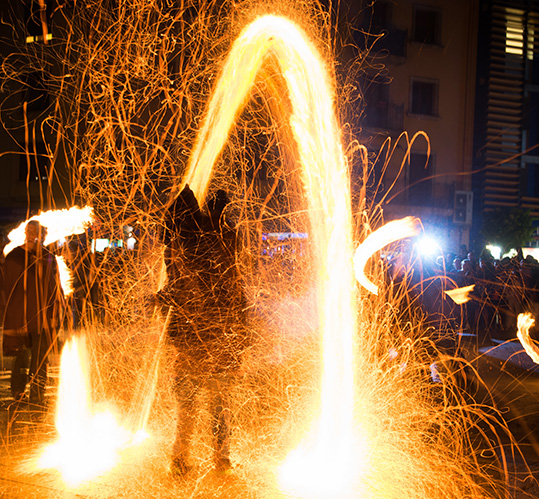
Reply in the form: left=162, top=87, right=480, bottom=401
left=353, top=217, right=421, bottom=295
left=444, top=284, right=475, bottom=305
left=34, top=336, right=147, bottom=486
left=517, top=312, right=539, bottom=364
left=184, top=14, right=362, bottom=496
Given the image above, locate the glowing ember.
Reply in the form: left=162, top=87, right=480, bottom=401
left=353, top=217, right=421, bottom=295
left=4, top=206, right=94, bottom=256
left=517, top=312, right=539, bottom=364
left=34, top=336, right=146, bottom=486
left=444, top=284, right=475, bottom=305
left=184, top=14, right=362, bottom=495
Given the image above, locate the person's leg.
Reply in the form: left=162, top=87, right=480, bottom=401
left=209, top=374, right=232, bottom=471
left=10, top=346, right=30, bottom=399
left=171, top=371, right=198, bottom=474
left=29, top=331, right=50, bottom=406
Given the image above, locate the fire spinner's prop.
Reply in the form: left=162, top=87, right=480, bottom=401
left=3, top=206, right=94, bottom=256
left=444, top=284, right=475, bottom=305
left=353, top=216, right=421, bottom=296
left=517, top=312, right=539, bottom=364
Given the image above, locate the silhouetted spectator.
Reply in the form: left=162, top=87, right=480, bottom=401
left=2, top=221, right=65, bottom=405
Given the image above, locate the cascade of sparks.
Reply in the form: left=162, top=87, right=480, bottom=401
left=35, top=336, right=146, bottom=486
left=184, top=14, right=363, bottom=496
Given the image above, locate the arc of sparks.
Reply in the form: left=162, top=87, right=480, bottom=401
left=353, top=216, right=421, bottom=295
left=183, top=14, right=359, bottom=494
left=517, top=312, right=539, bottom=364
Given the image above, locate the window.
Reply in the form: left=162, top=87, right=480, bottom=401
left=412, top=5, right=441, bottom=45
left=408, top=153, right=433, bottom=205
left=410, top=78, right=438, bottom=116
left=19, top=141, right=49, bottom=182
left=522, top=162, right=539, bottom=198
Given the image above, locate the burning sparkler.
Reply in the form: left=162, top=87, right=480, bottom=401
left=3, top=206, right=94, bottom=256
left=3, top=206, right=94, bottom=297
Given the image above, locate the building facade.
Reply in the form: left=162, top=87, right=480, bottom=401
left=473, top=0, right=539, bottom=246
left=355, top=0, right=478, bottom=254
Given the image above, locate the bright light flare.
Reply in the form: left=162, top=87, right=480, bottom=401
left=486, top=244, right=501, bottom=261
left=417, top=235, right=441, bottom=257
left=279, top=428, right=369, bottom=499
left=517, top=312, right=539, bottom=364
left=445, top=284, right=475, bottom=305
left=354, top=217, right=421, bottom=295
left=34, top=336, right=145, bottom=486
left=4, top=206, right=94, bottom=256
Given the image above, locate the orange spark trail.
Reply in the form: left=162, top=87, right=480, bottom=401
left=353, top=217, right=421, bottom=295
left=184, top=14, right=362, bottom=496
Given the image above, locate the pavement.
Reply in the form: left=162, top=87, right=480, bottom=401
left=458, top=333, right=539, bottom=498
left=1, top=337, right=539, bottom=498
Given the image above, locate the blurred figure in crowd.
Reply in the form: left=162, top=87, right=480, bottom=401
left=2, top=221, right=65, bottom=405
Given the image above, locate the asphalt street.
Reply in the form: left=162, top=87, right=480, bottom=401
left=0, top=336, right=539, bottom=498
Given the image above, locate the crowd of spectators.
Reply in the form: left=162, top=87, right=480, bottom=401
left=384, top=242, right=539, bottom=348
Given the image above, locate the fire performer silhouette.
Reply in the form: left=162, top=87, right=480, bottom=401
left=2, top=220, right=65, bottom=406
left=160, top=184, right=248, bottom=476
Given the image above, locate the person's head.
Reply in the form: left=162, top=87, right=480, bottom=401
left=177, top=184, right=199, bottom=213
left=452, top=257, right=462, bottom=271
left=461, top=259, right=472, bottom=274
left=25, top=220, right=47, bottom=249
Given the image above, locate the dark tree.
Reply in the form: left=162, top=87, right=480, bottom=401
left=480, top=207, right=536, bottom=252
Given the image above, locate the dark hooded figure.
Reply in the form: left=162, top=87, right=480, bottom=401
left=160, top=184, right=248, bottom=477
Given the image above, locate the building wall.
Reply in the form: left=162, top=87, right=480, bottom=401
left=0, top=0, right=71, bottom=231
